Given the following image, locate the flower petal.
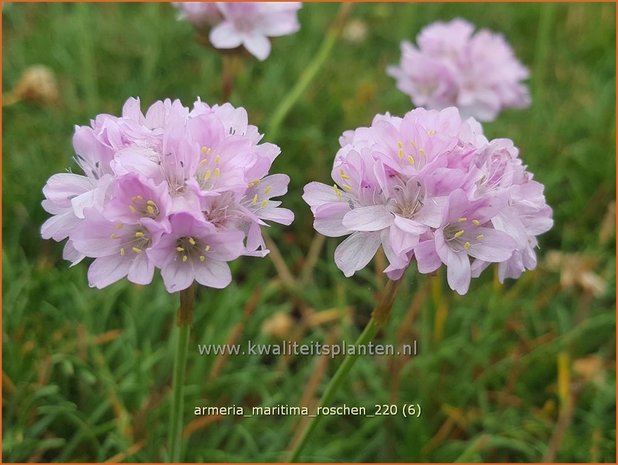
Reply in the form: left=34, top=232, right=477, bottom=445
left=303, top=182, right=343, bottom=209
left=243, top=33, right=271, bottom=60
left=342, top=205, right=393, bottom=232
left=334, top=231, right=381, bottom=277
left=194, top=260, right=232, bottom=289
left=209, top=22, right=243, bottom=49
left=88, top=255, right=131, bottom=289
left=467, top=227, right=517, bottom=262
left=446, top=249, right=471, bottom=295
left=414, top=240, right=442, bottom=274
left=161, top=260, right=195, bottom=293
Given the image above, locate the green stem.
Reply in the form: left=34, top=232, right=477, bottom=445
left=222, top=54, right=240, bottom=102
left=288, top=278, right=403, bottom=462
left=168, top=285, right=195, bottom=461
left=266, top=3, right=352, bottom=141
left=533, top=3, right=557, bottom=102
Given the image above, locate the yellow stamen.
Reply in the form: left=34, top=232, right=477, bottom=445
left=204, top=245, right=211, bottom=252
left=146, top=200, right=156, bottom=206
left=132, top=247, right=142, bottom=254
left=454, top=230, right=465, bottom=238
left=251, top=193, right=258, bottom=206
left=419, top=148, right=426, bottom=156
left=128, top=205, right=137, bottom=213
left=119, top=247, right=126, bottom=256
left=204, top=169, right=212, bottom=181
left=472, top=219, right=480, bottom=226
left=214, top=167, right=220, bottom=177
left=199, top=158, right=208, bottom=165
left=476, top=234, right=484, bottom=241
left=182, top=255, right=188, bottom=262
left=146, top=205, right=155, bottom=215
left=215, top=155, right=221, bottom=164
left=340, top=169, right=350, bottom=180
left=201, top=146, right=211, bottom=154
left=261, top=200, right=268, bottom=208
left=110, top=233, right=117, bottom=240
left=407, top=155, right=415, bottom=165
left=176, top=246, right=185, bottom=252
left=397, top=141, right=404, bottom=159
left=428, top=129, right=436, bottom=136
left=248, top=179, right=260, bottom=187
left=115, top=223, right=123, bottom=230
left=458, top=217, right=467, bottom=222
left=199, top=255, right=205, bottom=262
left=135, top=231, right=144, bottom=238
left=131, top=195, right=143, bottom=202
left=264, top=185, right=272, bottom=195
left=463, top=241, right=471, bottom=250
left=188, top=237, right=196, bottom=245
left=342, top=184, right=352, bottom=191
left=333, top=184, right=342, bottom=200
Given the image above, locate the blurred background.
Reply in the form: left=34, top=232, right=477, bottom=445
left=3, top=2, right=616, bottom=462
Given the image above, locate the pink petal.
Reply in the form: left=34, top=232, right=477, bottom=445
left=194, top=260, right=232, bottom=288
left=446, top=249, right=471, bottom=295
left=209, top=22, right=243, bottom=49
left=414, top=240, right=442, bottom=274
left=243, top=33, right=271, bottom=60
left=334, top=231, right=381, bottom=277
left=88, top=255, right=131, bottom=289
left=260, top=207, right=294, bottom=226
left=127, top=253, right=155, bottom=285
left=414, top=196, right=447, bottom=228
left=41, top=211, right=80, bottom=241
left=342, top=205, right=393, bottom=232
left=161, top=260, right=195, bottom=293
left=303, top=182, right=343, bottom=209
left=313, top=203, right=349, bottom=237
left=393, top=216, right=427, bottom=235
left=467, top=228, right=516, bottom=262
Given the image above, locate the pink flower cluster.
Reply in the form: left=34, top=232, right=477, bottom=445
left=41, top=98, right=293, bottom=292
left=174, top=2, right=302, bottom=61
left=303, top=107, right=552, bottom=295
left=387, top=18, right=531, bottom=122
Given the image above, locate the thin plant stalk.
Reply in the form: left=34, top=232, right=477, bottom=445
left=260, top=4, right=352, bottom=296
left=222, top=54, right=240, bottom=102
left=168, top=284, right=195, bottom=461
left=288, top=278, right=404, bottom=462
left=266, top=3, right=352, bottom=141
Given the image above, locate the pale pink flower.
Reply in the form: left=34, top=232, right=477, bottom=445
left=41, top=97, right=293, bottom=291
left=303, top=106, right=551, bottom=294
left=174, top=2, right=302, bottom=61
left=388, top=18, right=531, bottom=121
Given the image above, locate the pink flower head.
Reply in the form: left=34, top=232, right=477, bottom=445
left=174, top=2, right=302, bottom=61
left=387, top=18, right=531, bottom=122
left=303, top=107, right=552, bottom=295
left=41, top=97, right=294, bottom=292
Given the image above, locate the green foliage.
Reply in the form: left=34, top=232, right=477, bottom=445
left=3, top=3, right=615, bottom=462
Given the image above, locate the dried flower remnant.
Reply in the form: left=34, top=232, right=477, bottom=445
left=5, top=65, right=59, bottom=106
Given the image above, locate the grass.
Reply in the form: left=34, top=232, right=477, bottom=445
left=3, top=2, right=616, bottom=462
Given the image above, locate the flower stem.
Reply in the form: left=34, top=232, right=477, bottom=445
left=288, top=278, right=403, bottom=462
left=222, top=54, right=240, bottom=102
left=266, top=3, right=352, bottom=141
left=168, top=284, right=195, bottom=461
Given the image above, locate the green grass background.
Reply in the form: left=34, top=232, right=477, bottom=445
left=3, top=2, right=616, bottom=462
